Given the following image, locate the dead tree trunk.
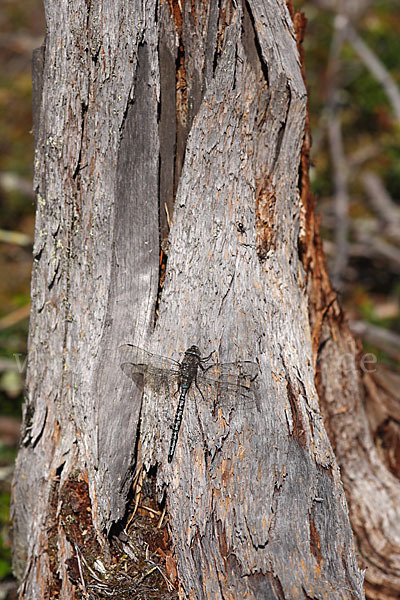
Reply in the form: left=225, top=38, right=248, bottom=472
left=11, top=0, right=399, bottom=598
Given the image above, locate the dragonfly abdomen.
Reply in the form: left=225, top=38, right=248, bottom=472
left=168, top=386, right=190, bottom=462
left=167, top=347, right=201, bottom=462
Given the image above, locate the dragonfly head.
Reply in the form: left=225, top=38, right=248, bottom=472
left=186, top=345, right=201, bottom=358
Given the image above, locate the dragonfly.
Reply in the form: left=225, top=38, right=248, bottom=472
left=120, top=343, right=259, bottom=462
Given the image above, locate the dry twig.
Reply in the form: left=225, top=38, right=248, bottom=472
left=362, top=172, right=400, bottom=239
left=344, top=20, right=400, bottom=121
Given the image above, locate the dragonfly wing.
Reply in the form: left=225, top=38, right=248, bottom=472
left=120, top=344, right=180, bottom=373
left=121, top=361, right=180, bottom=390
left=202, top=361, right=259, bottom=385
left=121, top=362, right=146, bottom=386
left=197, top=361, right=259, bottom=406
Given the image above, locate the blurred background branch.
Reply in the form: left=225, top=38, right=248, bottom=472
left=344, top=18, right=400, bottom=121
left=300, top=0, right=400, bottom=369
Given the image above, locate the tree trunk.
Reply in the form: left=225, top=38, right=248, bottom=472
left=11, top=0, right=399, bottom=599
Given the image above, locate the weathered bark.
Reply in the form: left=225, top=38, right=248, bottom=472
left=12, top=0, right=398, bottom=598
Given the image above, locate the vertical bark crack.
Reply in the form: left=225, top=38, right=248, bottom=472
left=242, top=0, right=269, bottom=86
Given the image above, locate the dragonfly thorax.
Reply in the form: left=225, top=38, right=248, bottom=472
left=184, top=345, right=201, bottom=359
left=180, top=345, right=202, bottom=384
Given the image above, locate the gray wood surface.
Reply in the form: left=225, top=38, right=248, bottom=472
left=11, top=0, right=366, bottom=598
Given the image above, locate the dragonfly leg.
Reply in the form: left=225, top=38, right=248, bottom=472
left=194, top=376, right=206, bottom=403
left=199, top=350, right=215, bottom=366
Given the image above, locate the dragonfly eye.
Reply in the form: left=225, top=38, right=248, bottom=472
left=186, top=345, right=201, bottom=357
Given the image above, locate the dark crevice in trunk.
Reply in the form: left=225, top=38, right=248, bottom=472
left=211, top=0, right=222, bottom=75
left=203, top=0, right=220, bottom=88
left=273, top=120, right=286, bottom=169
left=117, top=406, right=143, bottom=504
left=72, top=101, right=88, bottom=180
left=242, top=0, right=269, bottom=86
left=118, top=43, right=144, bottom=137
left=158, top=39, right=176, bottom=243
left=273, top=84, right=291, bottom=170
left=174, top=42, right=187, bottom=198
